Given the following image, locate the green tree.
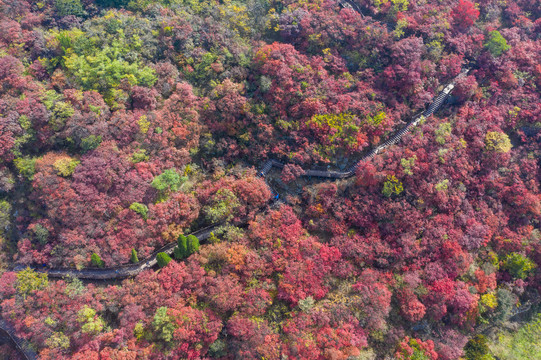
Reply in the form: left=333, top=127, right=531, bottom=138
left=259, top=76, right=272, bottom=93
left=14, top=157, right=37, bottom=180
left=63, top=46, right=156, bottom=106
left=484, top=31, right=510, bottom=57
left=156, top=252, right=172, bottom=268
left=203, top=189, right=240, bottom=223
left=298, top=296, right=315, bottom=313
left=46, top=332, right=70, bottom=350
left=174, top=234, right=188, bottom=259
left=152, top=306, right=176, bottom=344
left=77, top=306, right=105, bottom=334
left=494, top=288, right=515, bottom=323
left=129, top=202, right=148, bottom=220
left=41, top=90, right=75, bottom=131
left=503, top=253, right=536, bottom=279
left=435, top=122, right=452, bottom=145
left=91, top=253, right=105, bottom=268
left=464, top=335, right=494, bottom=360
left=391, top=0, right=409, bottom=13
left=16, top=268, right=49, bottom=298
left=64, top=275, right=85, bottom=298
left=53, top=157, right=80, bottom=177
left=185, top=51, right=219, bottom=85
left=32, top=224, right=50, bottom=245
left=485, top=131, right=512, bottom=153
left=187, top=234, right=200, bottom=255
left=80, top=135, right=102, bottom=153
left=64, top=48, right=156, bottom=89
left=0, top=200, right=12, bottom=236
left=130, top=248, right=139, bottom=263
left=131, top=149, right=149, bottom=163
left=151, top=169, right=182, bottom=192
left=382, top=175, right=404, bottom=197
left=400, top=155, right=417, bottom=175
left=138, top=115, right=150, bottom=134
left=208, top=339, right=227, bottom=358
left=306, top=112, right=366, bottom=159
left=55, top=0, right=85, bottom=16
left=435, top=179, right=450, bottom=192
left=134, top=321, right=144, bottom=339
left=151, top=169, right=184, bottom=200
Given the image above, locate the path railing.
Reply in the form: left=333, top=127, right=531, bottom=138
left=0, top=320, right=37, bottom=360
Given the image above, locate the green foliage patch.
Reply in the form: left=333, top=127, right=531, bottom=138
left=502, top=253, right=536, bottom=279
left=464, top=335, right=493, bottom=360
left=382, top=175, right=404, bottom=197
left=203, top=188, right=240, bottom=223
left=53, top=157, right=80, bottom=177
left=129, top=202, right=149, bottom=220
left=14, top=157, right=37, bottom=180
left=156, top=252, right=172, bottom=268
left=91, top=253, right=105, bottom=268
left=490, top=314, right=541, bottom=359
left=435, top=122, right=452, bottom=145
left=151, top=169, right=186, bottom=201
left=80, top=135, right=103, bottom=153
left=130, top=248, right=139, bottom=263
left=173, top=234, right=199, bottom=259
left=485, top=31, right=510, bottom=57
left=77, top=306, right=105, bottom=334
left=153, top=306, right=176, bottom=344
left=49, top=14, right=157, bottom=107
left=55, top=0, right=85, bottom=17
left=16, top=268, right=49, bottom=298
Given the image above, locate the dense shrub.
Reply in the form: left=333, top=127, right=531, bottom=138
left=91, top=253, right=105, bottom=268
left=55, top=0, right=85, bottom=17
left=156, top=252, right=172, bottom=268
left=484, top=31, right=510, bottom=57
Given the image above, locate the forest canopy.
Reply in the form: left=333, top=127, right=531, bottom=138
left=0, top=0, right=539, bottom=359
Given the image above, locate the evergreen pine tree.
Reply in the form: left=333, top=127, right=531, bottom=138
left=130, top=248, right=139, bottom=263
left=187, top=235, right=200, bottom=255
left=175, top=234, right=188, bottom=259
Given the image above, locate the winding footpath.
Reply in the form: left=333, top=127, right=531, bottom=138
left=0, top=4, right=473, bottom=359
left=0, top=320, right=38, bottom=360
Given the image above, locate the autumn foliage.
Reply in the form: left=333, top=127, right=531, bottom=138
left=0, top=0, right=539, bottom=359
